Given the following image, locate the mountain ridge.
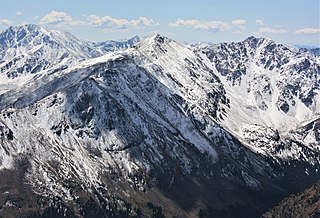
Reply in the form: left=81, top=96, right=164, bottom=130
left=0, top=24, right=319, bottom=217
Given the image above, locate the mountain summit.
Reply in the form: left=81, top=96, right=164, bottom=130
left=0, top=24, right=141, bottom=95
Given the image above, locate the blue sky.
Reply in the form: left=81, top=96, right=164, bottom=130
left=0, top=0, right=319, bottom=46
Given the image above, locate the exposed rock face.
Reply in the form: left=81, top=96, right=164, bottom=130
left=197, top=37, right=320, bottom=164
left=0, top=25, right=319, bottom=217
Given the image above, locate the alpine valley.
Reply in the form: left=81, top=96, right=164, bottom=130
left=0, top=24, right=319, bottom=217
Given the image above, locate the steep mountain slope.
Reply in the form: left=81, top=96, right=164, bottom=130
left=197, top=37, right=320, bottom=165
left=0, top=24, right=140, bottom=95
left=0, top=35, right=285, bottom=217
left=0, top=24, right=98, bottom=78
left=0, top=26, right=319, bottom=217
left=262, top=180, right=320, bottom=218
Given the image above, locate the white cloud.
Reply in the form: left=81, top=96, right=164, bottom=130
left=169, top=19, right=229, bottom=32
left=133, top=16, right=158, bottom=27
left=0, top=19, right=11, bottom=26
left=170, top=18, right=247, bottom=33
left=295, top=28, right=320, bottom=35
left=232, top=19, right=246, bottom=26
left=257, top=27, right=286, bottom=34
left=16, top=12, right=23, bottom=16
left=39, top=12, right=158, bottom=30
left=39, top=11, right=84, bottom=26
left=273, top=24, right=283, bottom=28
left=231, top=19, right=246, bottom=33
left=255, top=20, right=264, bottom=26
left=87, top=15, right=159, bottom=29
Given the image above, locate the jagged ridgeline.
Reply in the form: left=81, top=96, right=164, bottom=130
left=0, top=24, right=319, bottom=217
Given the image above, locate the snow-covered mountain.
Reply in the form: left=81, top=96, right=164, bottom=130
left=89, top=35, right=140, bottom=54
left=0, top=24, right=140, bottom=95
left=0, top=25, right=319, bottom=217
left=300, top=47, right=320, bottom=57
left=196, top=37, right=320, bottom=164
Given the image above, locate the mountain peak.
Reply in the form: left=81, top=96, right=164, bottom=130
left=0, top=24, right=143, bottom=82
left=128, top=35, right=140, bottom=42
left=151, top=33, right=169, bottom=43
left=137, top=33, right=173, bottom=50
left=244, top=35, right=271, bottom=42
left=243, top=35, right=273, bottom=48
left=0, top=24, right=57, bottom=49
left=2, top=24, right=50, bottom=36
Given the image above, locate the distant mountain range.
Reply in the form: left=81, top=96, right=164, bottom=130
left=0, top=24, right=319, bottom=217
